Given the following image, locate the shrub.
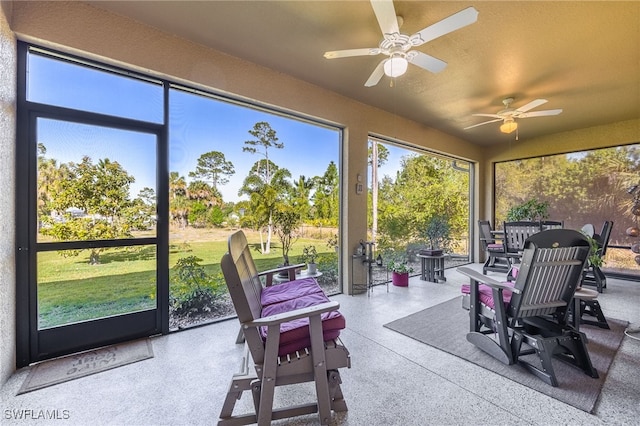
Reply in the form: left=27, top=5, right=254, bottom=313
left=316, top=252, right=338, bottom=286
left=506, top=199, right=549, bottom=222
left=170, top=256, right=225, bottom=318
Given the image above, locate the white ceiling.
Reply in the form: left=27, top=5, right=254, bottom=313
left=87, top=1, right=640, bottom=146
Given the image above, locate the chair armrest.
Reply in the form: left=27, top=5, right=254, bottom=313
left=245, top=301, right=340, bottom=327
left=258, top=263, right=306, bottom=286
left=457, top=266, right=521, bottom=294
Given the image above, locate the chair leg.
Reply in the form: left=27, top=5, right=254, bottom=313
left=580, top=299, right=610, bottom=329
left=257, top=325, right=281, bottom=425
left=552, top=331, right=599, bottom=379
left=309, top=316, right=332, bottom=425
left=516, top=333, right=559, bottom=387
left=218, top=375, right=255, bottom=421
left=582, top=266, right=607, bottom=293
left=482, top=257, right=491, bottom=274
left=217, top=376, right=262, bottom=426
left=328, top=370, right=348, bottom=412
left=516, top=329, right=599, bottom=387
left=483, top=254, right=510, bottom=274
left=466, top=286, right=515, bottom=365
left=594, top=267, right=607, bottom=292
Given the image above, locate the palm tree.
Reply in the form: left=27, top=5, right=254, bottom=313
left=292, top=175, right=314, bottom=225
left=239, top=160, right=292, bottom=253
left=169, top=171, right=188, bottom=228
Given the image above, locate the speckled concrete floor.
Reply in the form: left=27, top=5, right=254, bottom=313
left=2, top=264, right=639, bottom=425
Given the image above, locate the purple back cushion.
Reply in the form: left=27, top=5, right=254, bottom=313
left=460, top=281, right=514, bottom=309
left=261, top=277, right=322, bottom=306
left=260, top=279, right=345, bottom=356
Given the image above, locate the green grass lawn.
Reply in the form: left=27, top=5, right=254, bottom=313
left=37, top=235, right=332, bottom=328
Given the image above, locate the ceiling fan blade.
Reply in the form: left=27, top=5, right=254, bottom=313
left=472, top=113, right=503, bottom=119
left=407, top=51, right=447, bottom=73
left=464, top=118, right=502, bottom=130
left=324, top=48, right=380, bottom=59
left=370, top=0, right=399, bottom=36
left=514, top=98, right=547, bottom=114
left=518, top=109, right=563, bottom=118
left=411, top=7, right=479, bottom=46
left=364, top=60, right=386, bottom=87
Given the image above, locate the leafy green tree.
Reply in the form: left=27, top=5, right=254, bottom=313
left=208, top=205, right=225, bottom=227
left=312, top=161, right=339, bottom=226
left=241, top=122, right=287, bottom=251
left=40, top=156, right=137, bottom=264
left=376, top=155, right=468, bottom=251
left=273, top=204, right=302, bottom=264
left=188, top=150, right=235, bottom=192
left=129, top=187, right=156, bottom=231
left=137, top=187, right=156, bottom=207
left=243, top=121, right=283, bottom=185
left=368, top=142, right=390, bottom=167
left=37, top=143, right=72, bottom=227
left=188, top=201, right=208, bottom=228
left=239, top=159, right=292, bottom=253
left=169, top=171, right=189, bottom=228
left=187, top=180, right=221, bottom=203
left=495, top=145, right=640, bottom=242
left=291, top=175, right=314, bottom=224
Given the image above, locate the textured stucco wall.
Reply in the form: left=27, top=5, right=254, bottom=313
left=0, top=0, right=16, bottom=385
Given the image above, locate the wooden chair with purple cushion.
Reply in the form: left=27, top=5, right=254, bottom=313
left=218, top=230, right=350, bottom=426
left=459, top=229, right=598, bottom=387
left=478, top=220, right=510, bottom=274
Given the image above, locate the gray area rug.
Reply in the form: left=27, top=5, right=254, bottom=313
left=18, top=339, right=154, bottom=394
left=384, top=296, right=627, bottom=413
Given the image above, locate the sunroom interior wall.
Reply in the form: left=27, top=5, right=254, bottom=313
left=0, top=0, right=16, bottom=385
left=7, top=0, right=483, bottom=299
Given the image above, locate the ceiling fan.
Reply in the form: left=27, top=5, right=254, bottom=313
left=323, top=0, right=478, bottom=87
left=464, top=98, right=563, bottom=134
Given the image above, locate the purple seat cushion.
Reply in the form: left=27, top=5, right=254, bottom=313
left=511, top=267, right=519, bottom=279
left=460, top=281, right=514, bottom=309
left=487, top=243, right=504, bottom=251
left=260, top=280, right=345, bottom=356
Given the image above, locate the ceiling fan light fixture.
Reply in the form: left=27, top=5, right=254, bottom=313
left=500, top=118, right=518, bottom=134
left=383, top=55, right=408, bottom=78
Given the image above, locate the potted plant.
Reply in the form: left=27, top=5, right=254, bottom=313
left=421, top=215, right=451, bottom=256
left=388, top=258, right=414, bottom=287
left=301, top=245, right=318, bottom=275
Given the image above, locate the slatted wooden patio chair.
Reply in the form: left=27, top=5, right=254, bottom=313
left=459, top=229, right=599, bottom=387
left=218, top=230, right=350, bottom=426
left=502, top=221, right=542, bottom=280
left=478, top=220, right=511, bottom=274
left=540, top=220, right=564, bottom=230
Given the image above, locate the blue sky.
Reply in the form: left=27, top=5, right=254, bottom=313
left=30, top=51, right=343, bottom=203
left=169, top=90, right=340, bottom=201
